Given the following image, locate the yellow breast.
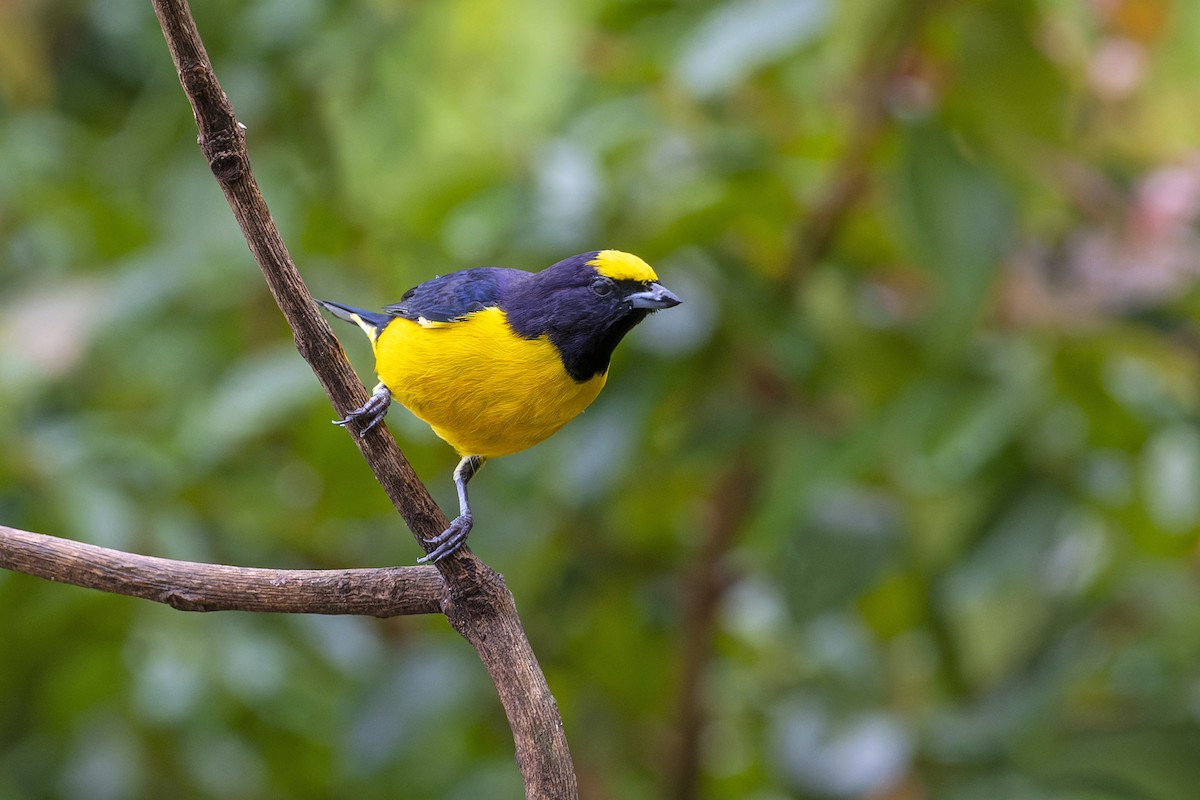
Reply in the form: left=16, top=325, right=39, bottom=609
left=372, top=307, right=607, bottom=458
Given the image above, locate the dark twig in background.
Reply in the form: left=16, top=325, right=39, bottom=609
left=670, top=461, right=757, bottom=800
left=667, top=5, right=935, bottom=796
left=785, top=0, right=935, bottom=288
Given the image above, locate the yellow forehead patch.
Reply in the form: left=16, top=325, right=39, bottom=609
left=589, top=250, right=658, bottom=283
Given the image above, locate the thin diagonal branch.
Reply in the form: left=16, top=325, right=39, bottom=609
left=98, top=2, right=578, bottom=796
left=0, top=525, right=444, bottom=616
left=150, top=0, right=451, bottom=563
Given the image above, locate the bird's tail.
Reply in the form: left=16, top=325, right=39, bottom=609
left=316, top=299, right=393, bottom=341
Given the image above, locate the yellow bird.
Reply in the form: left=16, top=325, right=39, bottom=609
left=318, top=249, right=681, bottom=561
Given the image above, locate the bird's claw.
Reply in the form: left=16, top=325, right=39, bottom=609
left=417, top=514, right=473, bottom=563
left=333, top=384, right=392, bottom=438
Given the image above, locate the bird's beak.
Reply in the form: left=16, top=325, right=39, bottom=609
left=627, top=282, right=682, bottom=310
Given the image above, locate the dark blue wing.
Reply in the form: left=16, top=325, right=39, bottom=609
left=382, top=267, right=525, bottom=323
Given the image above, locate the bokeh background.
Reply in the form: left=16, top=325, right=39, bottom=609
left=4, top=0, right=1200, bottom=798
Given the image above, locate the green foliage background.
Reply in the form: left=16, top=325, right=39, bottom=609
left=4, top=0, right=1200, bottom=798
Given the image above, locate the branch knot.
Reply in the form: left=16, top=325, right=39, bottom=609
left=201, top=126, right=247, bottom=182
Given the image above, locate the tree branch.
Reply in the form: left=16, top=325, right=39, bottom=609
left=147, top=2, right=578, bottom=794
left=150, top=0, right=451, bottom=559
left=0, top=2, right=578, bottom=796
left=0, top=524, right=444, bottom=616
left=670, top=460, right=757, bottom=800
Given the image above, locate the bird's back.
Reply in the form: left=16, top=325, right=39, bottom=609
left=383, top=267, right=521, bottom=323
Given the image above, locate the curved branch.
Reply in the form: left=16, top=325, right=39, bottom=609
left=0, top=524, right=444, bottom=616
left=141, top=2, right=578, bottom=796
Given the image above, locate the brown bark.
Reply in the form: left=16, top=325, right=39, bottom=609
left=0, top=2, right=579, bottom=797
left=0, top=524, right=444, bottom=616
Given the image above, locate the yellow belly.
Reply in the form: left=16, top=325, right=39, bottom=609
left=372, top=307, right=607, bottom=458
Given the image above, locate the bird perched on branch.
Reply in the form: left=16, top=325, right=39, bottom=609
left=318, top=249, right=681, bottom=562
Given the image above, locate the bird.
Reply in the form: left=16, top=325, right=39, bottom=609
left=317, top=249, right=681, bottom=562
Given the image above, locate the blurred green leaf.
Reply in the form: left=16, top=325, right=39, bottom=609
left=895, top=122, right=1016, bottom=350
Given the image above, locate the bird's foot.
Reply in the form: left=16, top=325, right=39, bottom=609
left=333, top=383, right=391, bottom=438
left=417, top=513, right=473, bottom=563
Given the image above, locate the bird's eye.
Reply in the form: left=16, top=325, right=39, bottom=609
left=591, top=277, right=615, bottom=297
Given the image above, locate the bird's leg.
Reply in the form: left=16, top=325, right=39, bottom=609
left=333, top=382, right=392, bottom=438
left=418, top=455, right=484, bottom=563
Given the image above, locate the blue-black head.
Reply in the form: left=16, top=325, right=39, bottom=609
left=505, top=250, right=681, bottom=382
